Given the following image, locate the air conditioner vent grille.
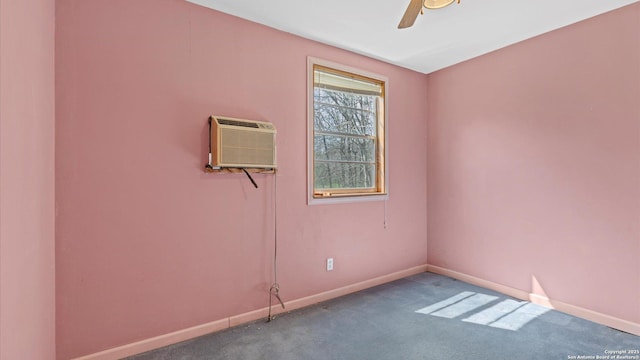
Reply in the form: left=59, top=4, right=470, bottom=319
left=219, top=128, right=275, bottom=166
left=218, top=118, right=259, bottom=128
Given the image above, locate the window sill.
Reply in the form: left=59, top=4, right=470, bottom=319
left=308, top=192, right=388, bottom=206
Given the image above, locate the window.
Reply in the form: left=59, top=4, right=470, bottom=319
left=308, top=58, right=388, bottom=204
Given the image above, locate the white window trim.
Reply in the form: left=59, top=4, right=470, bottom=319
left=307, top=57, right=389, bottom=205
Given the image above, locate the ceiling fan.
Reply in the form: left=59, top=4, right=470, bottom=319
left=398, top=0, right=461, bottom=29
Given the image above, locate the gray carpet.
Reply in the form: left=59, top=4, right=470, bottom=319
left=127, top=272, right=640, bottom=360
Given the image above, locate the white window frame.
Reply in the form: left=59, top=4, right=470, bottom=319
left=307, top=57, right=389, bottom=205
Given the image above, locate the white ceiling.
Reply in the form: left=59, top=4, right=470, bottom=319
left=186, top=0, right=639, bottom=74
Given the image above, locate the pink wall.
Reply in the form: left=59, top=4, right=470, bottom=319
left=0, top=0, right=56, bottom=358
left=55, top=0, right=428, bottom=358
left=427, top=3, right=639, bottom=324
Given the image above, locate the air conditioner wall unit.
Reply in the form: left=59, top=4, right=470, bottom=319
left=210, top=115, right=277, bottom=169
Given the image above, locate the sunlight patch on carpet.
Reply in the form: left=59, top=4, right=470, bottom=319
left=416, top=292, right=550, bottom=331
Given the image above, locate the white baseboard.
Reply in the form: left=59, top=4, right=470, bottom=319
left=426, top=264, right=640, bottom=337
left=72, top=264, right=428, bottom=360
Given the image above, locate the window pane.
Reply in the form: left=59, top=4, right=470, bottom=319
left=314, top=135, right=375, bottom=162
left=314, top=162, right=376, bottom=189
left=314, top=88, right=377, bottom=137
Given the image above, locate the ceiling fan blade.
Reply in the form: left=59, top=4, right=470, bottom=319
left=398, top=0, right=424, bottom=29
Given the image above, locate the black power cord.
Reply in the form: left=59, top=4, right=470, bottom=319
left=242, top=168, right=258, bottom=188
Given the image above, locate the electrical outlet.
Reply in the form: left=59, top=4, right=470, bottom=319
left=326, top=258, right=334, bottom=271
